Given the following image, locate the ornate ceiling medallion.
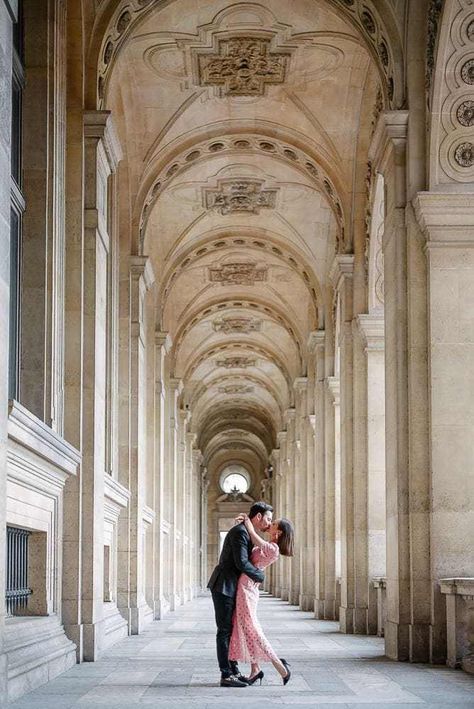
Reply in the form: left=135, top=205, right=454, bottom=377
left=209, top=262, right=268, bottom=286
left=216, top=357, right=257, bottom=369
left=196, top=36, right=290, bottom=96
left=204, top=179, right=277, bottom=215
left=213, top=317, right=262, bottom=334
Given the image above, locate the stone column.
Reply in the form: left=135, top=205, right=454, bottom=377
left=310, top=332, right=326, bottom=618
left=275, top=433, right=287, bottom=598
left=284, top=408, right=299, bottom=605
left=325, top=376, right=340, bottom=620
left=414, top=194, right=474, bottom=663
left=370, top=111, right=431, bottom=661
left=168, top=379, right=183, bottom=610
left=355, top=314, right=386, bottom=634
left=191, top=448, right=203, bottom=596
left=80, top=111, right=121, bottom=660
left=330, top=255, right=356, bottom=633
left=294, top=378, right=310, bottom=610
left=153, top=332, right=172, bottom=618
left=0, top=1, right=15, bottom=699
left=128, top=256, right=154, bottom=633
left=200, top=466, right=209, bottom=589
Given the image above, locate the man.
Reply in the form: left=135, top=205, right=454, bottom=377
left=207, top=501, right=273, bottom=687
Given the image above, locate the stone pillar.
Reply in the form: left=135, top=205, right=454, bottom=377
left=128, top=256, right=154, bottom=633
left=294, top=378, right=310, bottom=610
left=275, top=433, right=287, bottom=598
left=370, top=111, right=431, bottom=661
left=191, top=448, right=203, bottom=596
left=152, top=332, right=172, bottom=618
left=355, top=314, right=386, bottom=634
left=168, top=378, right=183, bottom=610
left=311, top=330, right=326, bottom=618
left=285, top=409, right=298, bottom=604
left=80, top=111, right=121, bottom=660
left=330, top=255, right=356, bottom=633
left=414, top=194, right=474, bottom=663
left=0, top=1, right=15, bottom=699
left=325, top=376, right=340, bottom=620
left=200, top=466, right=209, bottom=589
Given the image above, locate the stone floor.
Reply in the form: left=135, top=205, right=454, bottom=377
left=9, top=594, right=474, bottom=708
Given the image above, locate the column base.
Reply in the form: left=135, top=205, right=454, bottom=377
left=153, top=597, right=170, bottom=619
left=299, top=594, right=314, bottom=611
left=384, top=620, right=410, bottom=661
left=339, top=606, right=354, bottom=634
left=130, top=602, right=154, bottom=635
left=353, top=606, right=368, bottom=634
left=313, top=598, right=325, bottom=618
left=274, top=586, right=281, bottom=598
left=323, top=599, right=336, bottom=620
left=280, top=588, right=289, bottom=601
left=289, top=590, right=300, bottom=606
left=64, top=622, right=83, bottom=662
left=170, top=593, right=182, bottom=611
left=83, top=619, right=105, bottom=661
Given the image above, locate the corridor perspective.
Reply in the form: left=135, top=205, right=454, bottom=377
left=0, top=0, right=473, bottom=705
left=8, top=594, right=474, bottom=708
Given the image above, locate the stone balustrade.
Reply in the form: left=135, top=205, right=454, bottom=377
left=439, top=578, right=474, bottom=674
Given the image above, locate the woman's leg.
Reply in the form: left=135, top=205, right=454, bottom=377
left=271, top=658, right=288, bottom=678
left=249, top=662, right=260, bottom=678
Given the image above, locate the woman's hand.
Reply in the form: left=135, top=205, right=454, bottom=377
left=236, top=513, right=254, bottom=533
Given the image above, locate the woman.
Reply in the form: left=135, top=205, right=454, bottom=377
left=228, top=513, right=294, bottom=685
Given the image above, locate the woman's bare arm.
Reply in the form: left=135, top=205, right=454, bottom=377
left=235, top=513, right=265, bottom=548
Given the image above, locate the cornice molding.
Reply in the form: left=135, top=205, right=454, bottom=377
left=368, top=110, right=409, bottom=170
left=414, top=192, right=474, bottom=248
left=355, top=314, right=385, bottom=350
left=83, top=110, right=123, bottom=172
left=329, top=254, right=355, bottom=290
left=307, top=330, right=326, bottom=353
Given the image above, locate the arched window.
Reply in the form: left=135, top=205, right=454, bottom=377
left=219, top=464, right=250, bottom=494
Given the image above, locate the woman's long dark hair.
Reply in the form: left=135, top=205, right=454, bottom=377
left=276, top=518, right=294, bottom=557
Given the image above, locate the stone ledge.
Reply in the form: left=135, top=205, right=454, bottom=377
left=440, top=577, right=474, bottom=598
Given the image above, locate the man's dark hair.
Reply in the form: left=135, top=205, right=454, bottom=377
left=249, top=501, right=273, bottom=519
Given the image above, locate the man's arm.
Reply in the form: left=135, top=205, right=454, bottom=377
left=230, top=527, right=264, bottom=583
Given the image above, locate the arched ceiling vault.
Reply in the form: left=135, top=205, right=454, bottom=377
left=98, top=0, right=390, bottom=476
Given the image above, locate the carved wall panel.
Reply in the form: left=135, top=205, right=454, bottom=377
left=195, top=36, right=289, bottom=96
left=430, top=0, right=474, bottom=185
left=216, top=357, right=257, bottom=368
left=208, top=262, right=267, bottom=286
left=212, top=317, right=262, bottom=334
left=204, top=179, right=278, bottom=215
left=218, top=385, right=255, bottom=395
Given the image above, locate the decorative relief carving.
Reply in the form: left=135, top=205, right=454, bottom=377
left=204, top=179, right=278, bottom=215
left=216, top=357, right=257, bottom=368
left=218, top=385, right=254, bottom=395
left=461, top=58, right=474, bottom=84
left=456, top=100, right=474, bottom=126
left=209, top=262, right=267, bottom=286
left=213, top=317, right=262, bottom=334
left=454, top=141, right=474, bottom=167
left=426, top=0, right=444, bottom=99
left=196, top=37, right=290, bottom=96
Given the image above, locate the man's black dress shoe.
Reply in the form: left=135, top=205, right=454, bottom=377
left=220, top=674, right=248, bottom=687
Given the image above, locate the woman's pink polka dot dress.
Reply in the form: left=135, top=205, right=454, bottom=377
left=228, top=540, right=280, bottom=664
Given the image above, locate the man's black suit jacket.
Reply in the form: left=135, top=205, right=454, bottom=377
left=207, top=522, right=264, bottom=597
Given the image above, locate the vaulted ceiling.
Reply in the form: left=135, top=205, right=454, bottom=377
left=102, top=0, right=387, bottom=483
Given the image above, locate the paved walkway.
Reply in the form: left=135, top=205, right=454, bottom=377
left=9, top=594, right=474, bottom=708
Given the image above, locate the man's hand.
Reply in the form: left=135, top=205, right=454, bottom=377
left=235, top=513, right=254, bottom=534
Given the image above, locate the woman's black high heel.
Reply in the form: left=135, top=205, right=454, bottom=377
left=246, top=670, right=264, bottom=685
left=280, top=658, right=291, bottom=685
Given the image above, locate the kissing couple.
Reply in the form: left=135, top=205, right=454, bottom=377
left=207, top=501, right=295, bottom=687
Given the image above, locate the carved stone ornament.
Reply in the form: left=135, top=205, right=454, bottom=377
left=218, top=385, right=254, bottom=395
left=216, top=357, right=257, bottom=368
left=213, top=317, right=262, bottom=334
left=456, top=100, right=474, bottom=126
left=197, top=36, right=289, bottom=96
left=204, top=180, right=277, bottom=215
left=209, top=262, right=267, bottom=286
left=454, top=142, right=474, bottom=167
left=461, top=58, right=474, bottom=85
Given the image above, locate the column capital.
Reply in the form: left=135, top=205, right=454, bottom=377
left=83, top=110, right=122, bottom=172
left=170, top=378, right=184, bottom=394
left=293, top=376, right=308, bottom=392
left=277, top=431, right=287, bottom=444
left=326, top=376, right=340, bottom=405
left=155, top=331, right=172, bottom=352
left=307, top=330, right=325, bottom=353
left=329, top=254, right=354, bottom=291
left=413, top=192, right=474, bottom=248
left=368, top=110, right=409, bottom=169
left=285, top=407, right=296, bottom=421
left=355, top=314, right=385, bottom=351
left=130, top=255, right=155, bottom=290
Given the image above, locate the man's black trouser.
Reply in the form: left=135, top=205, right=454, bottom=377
left=211, top=590, right=240, bottom=677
